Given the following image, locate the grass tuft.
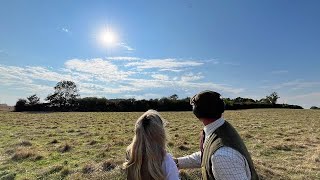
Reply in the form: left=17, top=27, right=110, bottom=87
left=60, top=167, right=70, bottom=178
left=88, top=140, right=97, bottom=145
left=40, top=165, right=63, bottom=177
left=11, top=147, right=40, bottom=161
left=272, top=144, right=292, bottom=151
left=58, top=143, right=71, bottom=153
left=102, top=160, right=116, bottom=172
left=178, top=145, right=190, bottom=151
left=0, top=171, right=16, bottom=180
left=18, top=140, right=32, bottom=147
left=82, top=163, right=95, bottom=174
left=50, top=139, right=58, bottom=144
left=168, top=142, right=174, bottom=147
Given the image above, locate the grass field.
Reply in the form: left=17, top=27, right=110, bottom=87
left=0, top=109, right=319, bottom=179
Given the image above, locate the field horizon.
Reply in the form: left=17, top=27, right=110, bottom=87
left=0, top=109, right=319, bottom=179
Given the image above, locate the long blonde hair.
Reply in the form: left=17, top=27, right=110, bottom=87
left=123, top=110, right=167, bottom=180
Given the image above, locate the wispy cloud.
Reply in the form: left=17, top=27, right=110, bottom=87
left=118, top=43, right=135, bottom=51
left=126, top=58, right=203, bottom=72
left=263, top=79, right=320, bottom=90
left=61, top=28, right=70, bottom=33
left=271, top=70, right=289, bottom=74
left=151, top=74, right=169, bottom=81
left=281, top=92, right=320, bottom=108
left=107, top=56, right=140, bottom=61
left=180, top=72, right=204, bottom=82
left=206, top=59, right=240, bottom=66
left=123, top=93, right=163, bottom=100
left=223, top=62, right=240, bottom=66
left=0, top=49, right=9, bottom=56
left=65, top=58, right=134, bottom=82
left=78, top=83, right=140, bottom=95
left=204, top=59, right=219, bottom=64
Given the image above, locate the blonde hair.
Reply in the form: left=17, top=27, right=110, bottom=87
left=123, top=110, right=167, bottom=180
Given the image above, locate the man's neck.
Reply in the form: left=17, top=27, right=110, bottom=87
left=202, top=118, right=218, bottom=126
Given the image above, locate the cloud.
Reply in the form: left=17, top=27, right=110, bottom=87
left=205, top=59, right=239, bottom=66
left=125, top=77, right=244, bottom=95
left=0, top=49, right=9, bottom=56
left=1, top=57, right=246, bottom=105
left=264, top=79, right=320, bottom=90
left=271, top=70, right=289, bottom=74
left=78, top=83, right=140, bottom=95
left=0, top=65, right=55, bottom=104
left=2, top=57, right=319, bottom=108
left=118, top=43, right=135, bottom=51
left=280, top=92, right=320, bottom=108
left=26, top=66, right=73, bottom=82
left=61, top=28, right=70, bottom=33
left=180, top=73, right=204, bottom=82
left=204, top=59, right=219, bottom=64
left=65, top=58, right=134, bottom=82
left=107, top=56, right=140, bottom=61
left=223, top=62, right=240, bottom=66
left=176, top=81, right=244, bottom=94
left=151, top=74, right=169, bottom=81
left=126, top=58, right=203, bottom=72
left=123, top=93, right=163, bottom=100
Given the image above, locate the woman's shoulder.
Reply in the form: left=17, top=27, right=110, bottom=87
left=162, top=152, right=176, bottom=167
left=164, top=152, right=174, bottom=161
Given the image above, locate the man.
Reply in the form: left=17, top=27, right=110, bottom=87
left=174, top=90, right=259, bottom=180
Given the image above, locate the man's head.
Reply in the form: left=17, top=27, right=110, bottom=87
left=190, top=90, right=225, bottom=120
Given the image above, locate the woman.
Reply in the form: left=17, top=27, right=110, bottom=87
left=123, top=110, right=179, bottom=180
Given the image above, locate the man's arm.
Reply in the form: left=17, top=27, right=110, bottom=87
left=211, top=147, right=251, bottom=180
left=175, top=151, right=201, bottom=169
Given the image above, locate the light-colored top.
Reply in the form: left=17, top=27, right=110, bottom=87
left=162, top=153, right=180, bottom=180
left=177, top=118, right=251, bottom=180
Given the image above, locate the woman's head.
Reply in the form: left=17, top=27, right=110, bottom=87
left=123, top=110, right=167, bottom=180
left=135, top=109, right=166, bottom=148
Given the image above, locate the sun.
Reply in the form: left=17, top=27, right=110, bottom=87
left=99, top=28, right=117, bottom=47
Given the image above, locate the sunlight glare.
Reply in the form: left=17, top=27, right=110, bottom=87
left=100, top=28, right=117, bottom=47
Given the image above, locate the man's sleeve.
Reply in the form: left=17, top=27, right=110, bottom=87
left=177, top=151, right=201, bottom=169
left=210, top=147, right=251, bottom=180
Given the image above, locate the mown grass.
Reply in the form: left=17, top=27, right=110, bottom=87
left=0, top=109, right=319, bottom=179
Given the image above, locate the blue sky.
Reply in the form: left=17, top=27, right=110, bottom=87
left=1, top=0, right=320, bottom=108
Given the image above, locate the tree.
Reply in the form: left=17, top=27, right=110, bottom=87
left=169, top=94, right=178, bottom=101
left=265, top=92, right=280, bottom=105
left=27, top=94, right=40, bottom=105
left=15, top=99, right=27, bottom=112
left=46, top=81, right=79, bottom=109
left=310, top=106, right=319, bottom=109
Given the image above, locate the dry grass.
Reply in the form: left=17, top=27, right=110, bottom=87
left=0, top=109, right=319, bottom=179
left=17, top=140, right=32, bottom=147
left=10, top=147, right=42, bottom=161
left=58, top=143, right=72, bottom=153
left=0, top=105, right=13, bottom=112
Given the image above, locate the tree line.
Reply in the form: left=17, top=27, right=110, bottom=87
left=15, top=80, right=303, bottom=112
